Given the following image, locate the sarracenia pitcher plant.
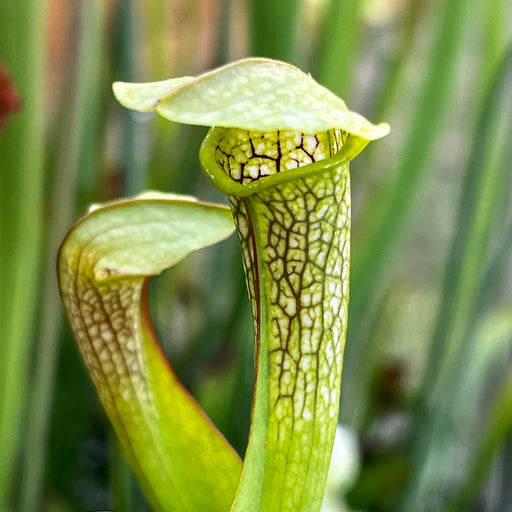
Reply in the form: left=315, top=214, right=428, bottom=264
left=58, top=58, right=389, bottom=512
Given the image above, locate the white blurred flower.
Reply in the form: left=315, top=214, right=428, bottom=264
left=321, top=424, right=362, bottom=512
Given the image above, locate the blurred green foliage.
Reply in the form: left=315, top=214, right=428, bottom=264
left=0, top=0, right=511, bottom=511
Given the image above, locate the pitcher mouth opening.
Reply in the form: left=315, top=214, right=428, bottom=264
left=212, top=128, right=347, bottom=185
left=199, top=127, right=369, bottom=198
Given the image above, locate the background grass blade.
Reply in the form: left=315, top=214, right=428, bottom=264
left=420, top=43, right=512, bottom=403
left=447, top=362, right=512, bottom=512
left=314, top=0, right=362, bottom=97
left=398, top=42, right=512, bottom=512
left=0, top=1, right=46, bottom=508
left=249, top=0, right=300, bottom=63
left=341, top=0, right=473, bottom=424
left=370, top=0, right=427, bottom=119
left=18, top=3, right=104, bottom=511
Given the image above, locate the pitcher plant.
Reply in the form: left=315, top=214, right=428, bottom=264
left=58, top=58, right=389, bottom=512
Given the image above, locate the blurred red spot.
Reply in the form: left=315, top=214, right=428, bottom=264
left=0, top=63, right=22, bottom=132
